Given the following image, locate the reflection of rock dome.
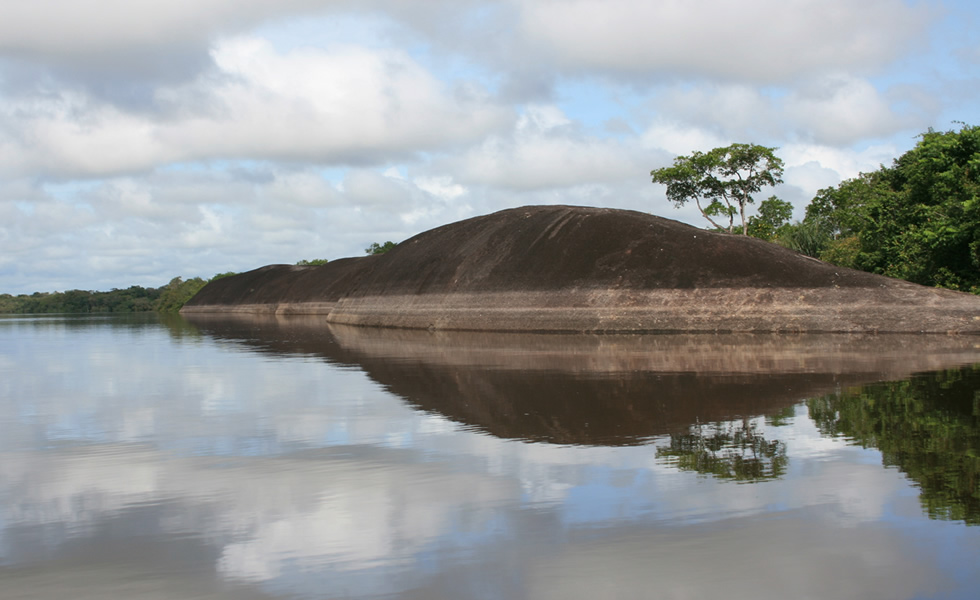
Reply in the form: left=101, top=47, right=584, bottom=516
left=183, top=205, right=980, bottom=333
left=180, top=314, right=980, bottom=446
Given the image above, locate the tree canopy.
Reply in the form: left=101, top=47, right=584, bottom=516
left=791, top=124, right=980, bottom=293
left=0, top=271, right=238, bottom=314
left=652, top=143, right=785, bottom=234
left=0, top=286, right=161, bottom=314
left=746, top=196, right=794, bottom=241
left=365, top=241, right=397, bottom=255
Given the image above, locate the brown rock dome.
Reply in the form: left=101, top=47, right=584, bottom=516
left=183, top=205, right=980, bottom=333
left=347, top=204, right=883, bottom=293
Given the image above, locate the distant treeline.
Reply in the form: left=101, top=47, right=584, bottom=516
left=0, top=251, right=383, bottom=315
left=0, top=273, right=238, bottom=314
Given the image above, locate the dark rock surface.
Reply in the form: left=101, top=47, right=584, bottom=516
left=183, top=205, right=980, bottom=333
left=345, top=204, right=883, bottom=293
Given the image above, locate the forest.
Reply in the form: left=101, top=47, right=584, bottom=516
left=652, top=123, right=979, bottom=294
left=760, top=124, right=980, bottom=293
left=0, top=276, right=228, bottom=314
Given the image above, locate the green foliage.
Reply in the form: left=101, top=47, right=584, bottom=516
left=1, top=271, right=237, bottom=314
left=746, top=196, right=794, bottom=241
left=798, top=124, right=980, bottom=292
left=154, top=277, right=208, bottom=313
left=774, top=217, right=834, bottom=258
left=365, top=241, right=397, bottom=255
left=0, top=294, right=18, bottom=313
left=807, top=365, right=980, bottom=525
left=210, top=271, right=239, bottom=280
left=818, top=235, right=862, bottom=268
left=652, top=143, right=785, bottom=234
left=295, top=259, right=329, bottom=266
left=805, top=171, right=894, bottom=240
left=0, top=286, right=163, bottom=314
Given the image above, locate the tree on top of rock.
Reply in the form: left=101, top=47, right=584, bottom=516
left=365, top=241, right=397, bottom=255
left=652, top=143, right=784, bottom=235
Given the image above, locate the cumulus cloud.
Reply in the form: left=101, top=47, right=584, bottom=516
left=0, top=163, right=487, bottom=293
left=785, top=73, right=922, bottom=145
left=779, top=142, right=898, bottom=181
left=0, top=37, right=509, bottom=179
left=0, top=0, right=340, bottom=61
left=643, top=73, right=931, bottom=151
left=439, top=104, right=655, bottom=191
left=642, top=119, right=734, bottom=158
left=652, top=84, right=778, bottom=139
left=513, top=0, right=933, bottom=83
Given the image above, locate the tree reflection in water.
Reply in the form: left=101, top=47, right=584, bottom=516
left=808, top=365, right=980, bottom=525
left=656, top=417, right=788, bottom=483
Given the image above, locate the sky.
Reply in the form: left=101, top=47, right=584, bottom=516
left=1, top=0, right=978, bottom=295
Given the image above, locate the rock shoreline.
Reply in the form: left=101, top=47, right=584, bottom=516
left=182, top=205, right=980, bottom=334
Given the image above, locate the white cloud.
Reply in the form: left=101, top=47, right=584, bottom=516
left=341, top=168, right=414, bottom=208
left=785, top=73, right=920, bottom=144
left=0, top=162, right=491, bottom=293
left=780, top=142, right=897, bottom=180
left=653, top=84, right=777, bottom=138
left=0, top=0, right=340, bottom=59
left=0, top=37, right=510, bottom=179
left=514, top=0, right=933, bottom=82
left=441, top=104, right=651, bottom=191
left=643, top=73, right=928, bottom=150
left=414, top=175, right=467, bottom=201
left=263, top=169, right=344, bottom=207
left=641, top=120, right=731, bottom=158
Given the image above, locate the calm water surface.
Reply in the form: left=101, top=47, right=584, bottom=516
left=2, top=313, right=979, bottom=599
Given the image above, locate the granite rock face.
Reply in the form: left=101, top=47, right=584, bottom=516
left=182, top=205, right=980, bottom=333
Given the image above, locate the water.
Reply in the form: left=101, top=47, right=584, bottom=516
left=2, top=313, right=980, bottom=599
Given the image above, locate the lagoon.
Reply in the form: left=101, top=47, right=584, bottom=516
left=1, top=313, right=979, bottom=599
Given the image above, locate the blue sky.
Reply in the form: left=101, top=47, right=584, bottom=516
left=1, top=0, right=978, bottom=294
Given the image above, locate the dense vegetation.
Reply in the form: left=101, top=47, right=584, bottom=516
left=0, top=274, right=236, bottom=314
left=655, top=125, right=980, bottom=293
left=0, top=285, right=163, bottom=314
left=765, top=124, right=980, bottom=293
left=366, top=241, right=397, bottom=255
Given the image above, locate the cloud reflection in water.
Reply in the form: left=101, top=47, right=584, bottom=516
left=1, top=314, right=979, bottom=599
